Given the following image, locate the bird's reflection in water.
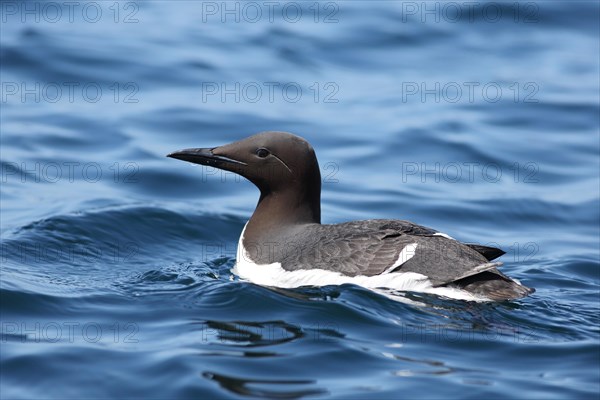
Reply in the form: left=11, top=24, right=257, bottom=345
left=202, top=372, right=328, bottom=399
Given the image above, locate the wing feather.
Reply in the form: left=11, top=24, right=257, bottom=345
left=277, top=220, right=495, bottom=286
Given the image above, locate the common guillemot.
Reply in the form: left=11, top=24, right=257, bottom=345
left=168, top=131, right=534, bottom=301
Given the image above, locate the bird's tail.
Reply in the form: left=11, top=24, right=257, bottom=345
left=445, top=265, right=535, bottom=301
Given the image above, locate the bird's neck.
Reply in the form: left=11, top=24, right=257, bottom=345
left=245, top=185, right=321, bottom=240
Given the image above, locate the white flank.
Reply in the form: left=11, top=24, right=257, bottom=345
left=433, top=232, right=455, bottom=240
left=383, top=243, right=418, bottom=274
left=233, top=223, right=489, bottom=302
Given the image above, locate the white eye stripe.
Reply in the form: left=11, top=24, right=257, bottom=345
left=271, top=153, right=293, bottom=174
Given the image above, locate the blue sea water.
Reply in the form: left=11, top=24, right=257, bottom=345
left=1, top=1, right=599, bottom=398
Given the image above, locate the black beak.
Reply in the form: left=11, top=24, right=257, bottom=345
left=167, top=148, right=247, bottom=167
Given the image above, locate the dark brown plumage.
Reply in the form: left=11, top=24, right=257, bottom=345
left=168, top=131, right=534, bottom=301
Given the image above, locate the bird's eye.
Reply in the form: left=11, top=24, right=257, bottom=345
left=256, top=148, right=270, bottom=158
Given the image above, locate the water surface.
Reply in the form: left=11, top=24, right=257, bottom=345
left=1, top=1, right=599, bottom=399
